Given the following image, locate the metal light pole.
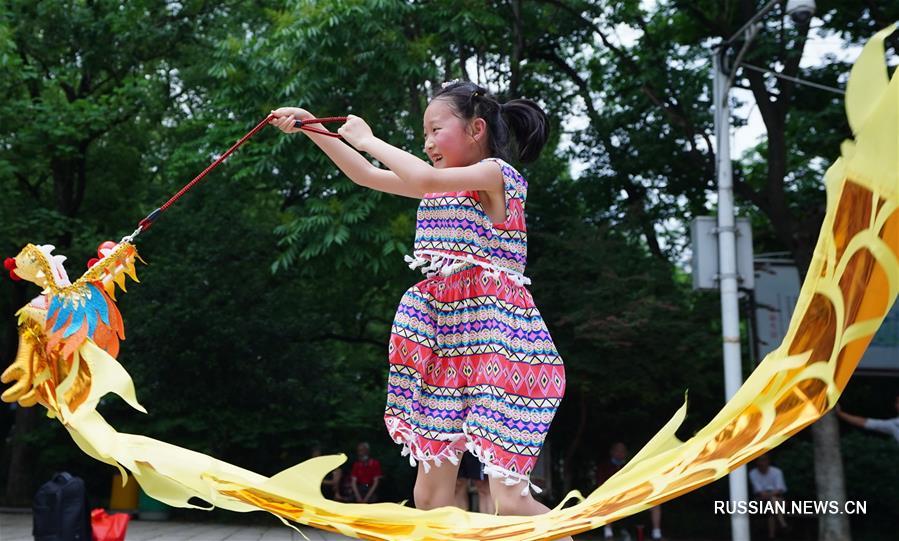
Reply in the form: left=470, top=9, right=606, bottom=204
left=711, top=2, right=792, bottom=540
left=711, top=3, right=824, bottom=540
left=712, top=49, right=751, bottom=541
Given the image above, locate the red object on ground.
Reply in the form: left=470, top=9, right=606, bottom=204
left=91, top=508, right=130, bottom=541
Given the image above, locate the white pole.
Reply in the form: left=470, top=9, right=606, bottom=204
left=713, top=50, right=752, bottom=541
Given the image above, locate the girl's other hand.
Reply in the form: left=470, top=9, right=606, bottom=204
left=270, top=107, right=315, bottom=134
left=337, top=115, right=375, bottom=151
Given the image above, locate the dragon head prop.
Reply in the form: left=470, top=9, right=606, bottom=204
left=7, top=242, right=141, bottom=299
left=7, top=244, right=71, bottom=290
left=1, top=241, right=143, bottom=414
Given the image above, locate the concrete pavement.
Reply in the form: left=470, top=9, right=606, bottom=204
left=0, top=510, right=355, bottom=540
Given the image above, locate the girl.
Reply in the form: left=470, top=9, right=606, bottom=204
left=271, top=81, right=566, bottom=521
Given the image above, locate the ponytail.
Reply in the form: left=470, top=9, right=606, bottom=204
left=500, top=99, right=549, bottom=163
left=432, top=81, right=550, bottom=163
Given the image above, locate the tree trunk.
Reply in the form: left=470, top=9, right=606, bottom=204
left=812, top=412, right=851, bottom=541
left=4, top=152, right=86, bottom=503
left=795, top=246, right=851, bottom=541
left=5, top=407, right=38, bottom=505
left=560, top=385, right=587, bottom=495
left=509, top=0, right=524, bottom=97
left=3, top=282, right=32, bottom=505
left=745, top=6, right=851, bottom=527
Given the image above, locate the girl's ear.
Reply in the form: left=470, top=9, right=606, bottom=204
left=470, top=117, right=487, bottom=141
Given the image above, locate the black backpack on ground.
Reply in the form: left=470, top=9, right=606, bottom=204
left=32, top=471, right=92, bottom=541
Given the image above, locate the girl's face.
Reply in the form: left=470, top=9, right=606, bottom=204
left=422, top=98, right=486, bottom=168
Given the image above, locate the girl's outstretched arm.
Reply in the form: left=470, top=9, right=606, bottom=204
left=270, top=108, right=425, bottom=199
left=338, top=115, right=503, bottom=194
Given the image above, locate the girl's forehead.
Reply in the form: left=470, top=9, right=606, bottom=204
left=424, top=99, right=457, bottom=123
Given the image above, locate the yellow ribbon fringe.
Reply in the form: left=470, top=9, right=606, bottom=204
left=3, top=25, right=898, bottom=541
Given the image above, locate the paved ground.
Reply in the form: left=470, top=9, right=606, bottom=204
left=0, top=509, right=755, bottom=540
left=0, top=511, right=355, bottom=540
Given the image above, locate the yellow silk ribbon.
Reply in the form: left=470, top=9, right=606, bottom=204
left=3, top=25, right=898, bottom=541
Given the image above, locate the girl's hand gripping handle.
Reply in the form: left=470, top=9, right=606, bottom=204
left=269, top=107, right=316, bottom=134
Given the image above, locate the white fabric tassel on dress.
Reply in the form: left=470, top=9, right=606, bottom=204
left=404, top=251, right=531, bottom=286
left=395, top=251, right=540, bottom=495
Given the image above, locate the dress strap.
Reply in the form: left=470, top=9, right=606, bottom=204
left=404, top=250, right=531, bottom=286
left=480, top=157, right=527, bottom=205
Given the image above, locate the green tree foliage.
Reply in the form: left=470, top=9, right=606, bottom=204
left=0, top=0, right=229, bottom=502
left=529, top=220, right=721, bottom=493
left=1, top=1, right=895, bottom=535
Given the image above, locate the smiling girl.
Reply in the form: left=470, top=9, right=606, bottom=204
left=271, top=81, right=566, bottom=522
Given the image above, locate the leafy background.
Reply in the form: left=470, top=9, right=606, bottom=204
left=2, top=1, right=897, bottom=538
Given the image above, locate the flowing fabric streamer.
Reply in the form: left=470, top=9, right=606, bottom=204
left=3, top=26, right=898, bottom=541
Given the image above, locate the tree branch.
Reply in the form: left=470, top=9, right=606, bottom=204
left=532, top=49, right=668, bottom=261
left=15, top=173, right=42, bottom=203
left=533, top=0, right=713, bottom=174
left=745, top=68, right=780, bottom=134
left=509, top=0, right=524, bottom=96
left=531, top=50, right=602, bottom=126
left=622, top=182, right=665, bottom=261
left=672, top=0, right=727, bottom=35
left=776, top=21, right=812, bottom=107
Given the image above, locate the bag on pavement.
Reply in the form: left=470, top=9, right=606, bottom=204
left=90, top=508, right=130, bottom=541
left=32, top=471, right=92, bottom=541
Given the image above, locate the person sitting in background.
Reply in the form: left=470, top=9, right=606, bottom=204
left=310, top=444, right=344, bottom=501
left=351, top=442, right=383, bottom=503
left=748, top=454, right=788, bottom=539
left=596, top=442, right=663, bottom=540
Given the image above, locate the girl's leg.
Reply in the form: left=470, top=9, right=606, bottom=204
left=413, top=457, right=462, bottom=510
left=488, top=476, right=573, bottom=541
left=486, top=475, right=549, bottom=516
left=454, top=478, right=470, bottom=510
left=474, top=479, right=494, bottom=514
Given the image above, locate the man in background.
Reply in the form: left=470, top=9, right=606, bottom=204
left=748, top=454, right=788, bottom=540
left=351, top=442, right=383, bottom=503
left=597, top=442, right=663, bottom=540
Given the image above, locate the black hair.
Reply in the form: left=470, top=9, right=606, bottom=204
left=431, top=81, right=549, bottom=163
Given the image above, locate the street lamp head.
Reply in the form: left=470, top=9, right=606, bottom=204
left=786, top=0, right=815, bottom=24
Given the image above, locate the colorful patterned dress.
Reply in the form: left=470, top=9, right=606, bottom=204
left=384, top=158, right=565, bottom=494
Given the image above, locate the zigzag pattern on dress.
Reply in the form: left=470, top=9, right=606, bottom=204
left=385, top=357, right=558, bottom=469
left=392, top=316, right=562, bottom=364
left=385, top=158, right=564, bottom=490
left=391, top=312, right=562, bottom=366
left=412, top=158, right=529, bottom=276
